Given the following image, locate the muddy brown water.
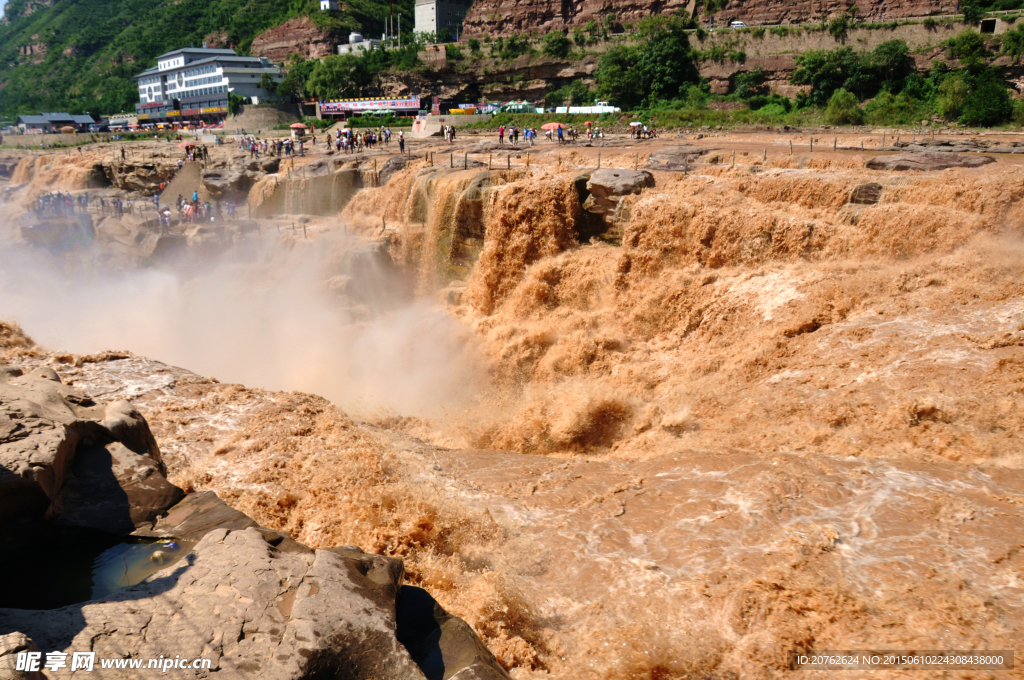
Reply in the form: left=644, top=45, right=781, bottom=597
left=3, top=135, right=1024, bottom=678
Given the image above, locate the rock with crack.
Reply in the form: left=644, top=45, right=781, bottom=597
left=0, top=366, right=182, bottom=533
left=0, top=632, right=43, bottom=679
left=865, top=151, right=995, bottom=171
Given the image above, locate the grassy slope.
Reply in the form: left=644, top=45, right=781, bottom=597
left=0, top=0, right=411, bottom=118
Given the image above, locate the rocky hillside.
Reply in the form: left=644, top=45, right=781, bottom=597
left=0, top=0, right=411, bottom=119
left=464, top=0, right=950, bottom=37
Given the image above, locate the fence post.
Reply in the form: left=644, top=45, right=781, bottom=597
left=809, top=138, right=813, bottom=152
left=634, top=153, right=638, bottom=170
left=789, top=140, right=793, bottom=155
left=450, top=151, right=453, bottom=167
left=597, top=151, right=601, bottom=169
left=464, top=152, right=467, bottom=169
left=833, top=137, right=837, bottom=152
left=731, top=151, right=735, bottom=167
left=763, top=148, right=767, bottom=161
left=882, top=132, right=885, bottom=150
left=488, top=153, right=492, bottom=169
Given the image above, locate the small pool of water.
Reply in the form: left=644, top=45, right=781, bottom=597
left=0, top=524, right=195, bottom=610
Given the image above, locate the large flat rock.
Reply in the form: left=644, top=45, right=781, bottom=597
left=865, top=151, right=995, bottom=171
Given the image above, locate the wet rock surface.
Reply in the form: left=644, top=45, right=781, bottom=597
left=866, top=151, right=995, bottom=171
left=849, top=182, right=883, bottom=205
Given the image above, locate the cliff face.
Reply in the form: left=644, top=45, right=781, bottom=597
left=250, top=16, right=343, bottom=62
left=462, top=0, right=688, bottom=38
left=463, top=0, right=949, bottom=37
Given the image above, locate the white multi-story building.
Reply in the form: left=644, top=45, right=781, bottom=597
left=414, top=0, right=473, bottom=41
left=134, top=47, right=283, bottom=124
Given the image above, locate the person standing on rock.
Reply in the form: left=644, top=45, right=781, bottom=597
left=192, top=190, right=199, bottom=204
left=399, top=131, right=405, bottom=154
left=498, top=125, right=505, bottom=145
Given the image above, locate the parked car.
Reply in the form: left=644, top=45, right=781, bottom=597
left=730, top=20, right=748, bottom=28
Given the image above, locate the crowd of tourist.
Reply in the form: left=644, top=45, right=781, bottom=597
left=328, top=127, right=395, bottom=153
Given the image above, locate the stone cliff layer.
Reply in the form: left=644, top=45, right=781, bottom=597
left=250, top=16, right=344, bottom=62
left=463, top=0, right=951, bottom=37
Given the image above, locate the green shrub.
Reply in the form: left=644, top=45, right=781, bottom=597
left=828, top=14, right=850, bottom=40
left=541, top=30, right=571, bottom=57
left=752, top=27, right=766, bottom=38
left=1013, top=99, right=1024, bottom=125
left=938, top=73, right=970, bottom=119
left=734, top=68, right=767, bottom=98
left=573, top=27, right=586, bottom=46
left=945, top=29, right=986, bottom=61
left=962, top=0, right=984, bottom=25
left=923, top=17, right=938, bottom=30
left=468, top=38, right=481, bottom=52
left=960, top=69, right=1012, bottom=125
left=1003, top=25, right=1024, bottom=58
left=825, top=88, right=866, bottom=124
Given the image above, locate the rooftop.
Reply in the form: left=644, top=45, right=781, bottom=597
left=158, top=47, right=237, bottom=60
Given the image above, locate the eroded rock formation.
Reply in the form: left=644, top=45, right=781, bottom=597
left=250, top=17, right=344, bottom=62
left=0, top=366, right=182, bottom=534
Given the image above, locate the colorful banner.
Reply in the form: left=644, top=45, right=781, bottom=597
left=319, top=97, right=421, bottom=113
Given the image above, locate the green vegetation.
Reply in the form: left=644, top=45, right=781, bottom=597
left=595, top=15, right=699, bottom=110
left=825, top=88, right=865, bottom=124
left=0, top=0, right=413, bottom=118
left=541, top=31, right=572, bottom=58
left=545, top=80, right=596, bottom=107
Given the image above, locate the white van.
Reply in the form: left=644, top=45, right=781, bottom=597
left=730, top=20, right=748, bottom=28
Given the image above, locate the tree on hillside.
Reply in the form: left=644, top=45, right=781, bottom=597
left=959, top=67, right=1012, bottom=125
left=307, top=55, right=372, bottom=99
left=596, top=15, right=698, bottom=109
left=792, top=47, right=869, bottom=106
left=870, top=39, right=910, bottom=88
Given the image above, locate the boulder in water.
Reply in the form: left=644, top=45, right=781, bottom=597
left=849, top=182, right=883, bottom=205
left=586, top=169, right=654, bottom=198
left=865, top=151, right=995, bottom=171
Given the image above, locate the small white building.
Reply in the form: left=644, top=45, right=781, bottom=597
left=320, top=0, right=338, bottom=10
left=337, top=32, right=382, bottom=54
